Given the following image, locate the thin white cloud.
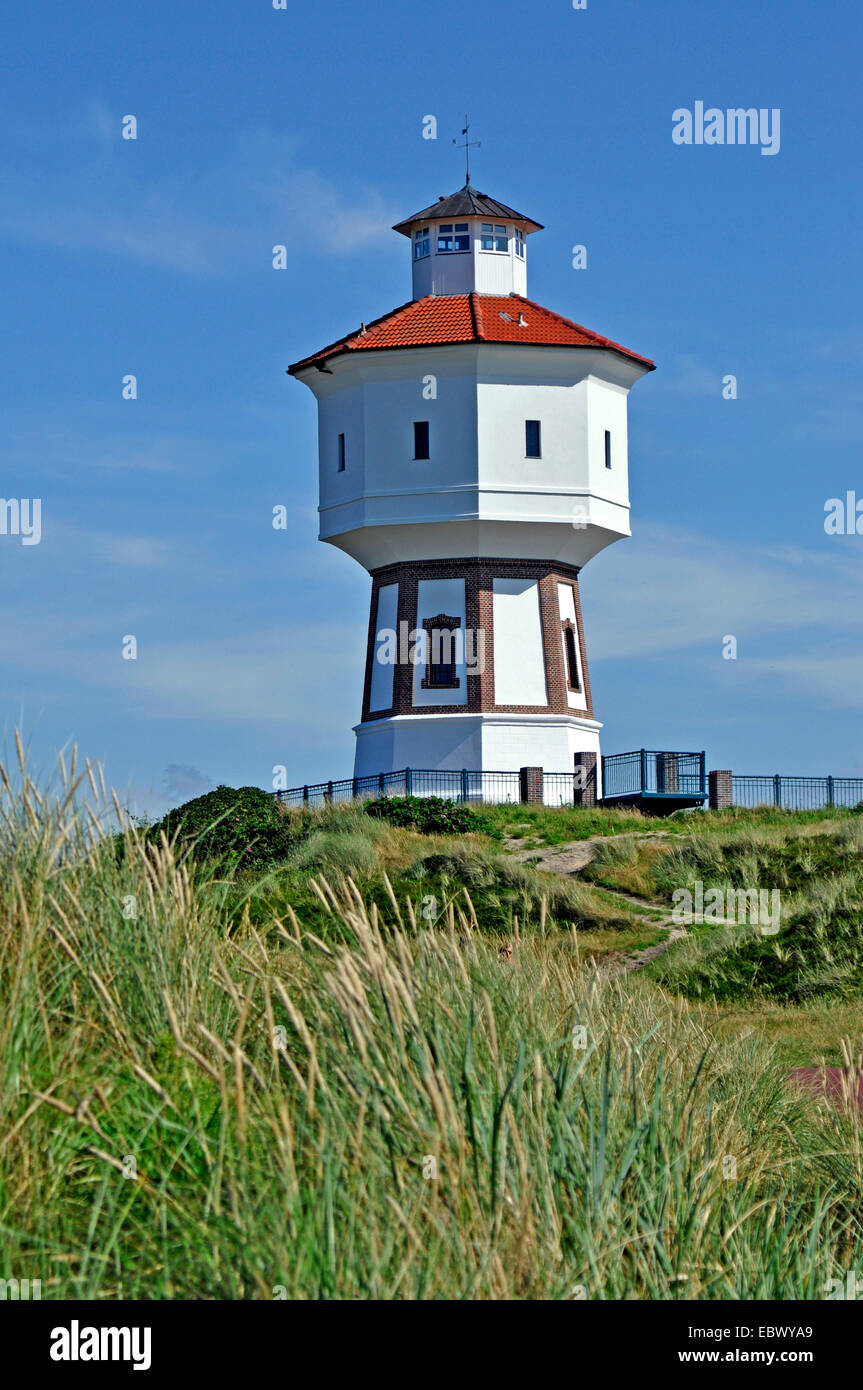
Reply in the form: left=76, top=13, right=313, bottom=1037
left=583, top=522, right=863, bottom=662
left=0, top=122, right=396, bottom=275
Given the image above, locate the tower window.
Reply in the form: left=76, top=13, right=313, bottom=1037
left=562, top=620, right=582, bottom=693
left=515, top=228, right=525, bottom=259
left=437, top=223, right=470, bottom=253
left=604, top=430, right=612, bottom=469
left=337, top=433, right=345, bottom=472
left=413, top=421, right=430, bottom=460
left=421, top=614, right=462, bottom=690
left=480, top=223, right=508, bottom=251
left=414, top=227, right=430, bottom=259
left=525, top=420, right=541, bottom=458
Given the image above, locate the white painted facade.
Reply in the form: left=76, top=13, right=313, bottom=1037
left=491, top=579, right=547, bottom=706
left=412, top=578, right=467, bottom=707
left=354, top=711, right=603, bottom=801
left=299, top=343, right=644, bottom=571
left=557, top=581, right=587, bottom=712
left=368, top=582, right=398, bottom=714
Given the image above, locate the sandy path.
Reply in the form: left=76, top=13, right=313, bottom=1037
left=506, top=832, right=686, bottom=975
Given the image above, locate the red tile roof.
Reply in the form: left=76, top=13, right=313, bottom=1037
left=288, top=294, right=655, bottom=374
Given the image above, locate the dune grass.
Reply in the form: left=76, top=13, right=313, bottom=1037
left=1, top=745, right=862, bottom=1299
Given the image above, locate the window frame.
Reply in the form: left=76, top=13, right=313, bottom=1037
left=421, top=614, right=462, bottom=691
left=414, top=226, right=430, bottom=259
left=525, top=419, right=542, bottom=459
left=562, top=619, right=582, bottom=694
left=480, top=221, right=510, bottom=253
left=436, top=222, right=470, bottom=254
left=413, top=420, right=430, bottom=461
left=514, top=228, right=525, bottom=259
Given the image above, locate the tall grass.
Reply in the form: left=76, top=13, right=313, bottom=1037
left=1, top=744, right=861, bottom=1299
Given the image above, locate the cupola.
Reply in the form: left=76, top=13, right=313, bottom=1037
left=392, top=184, right=543, bottom=299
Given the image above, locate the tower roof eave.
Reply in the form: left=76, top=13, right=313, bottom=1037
left=287, top=293, right=655, bottom=375
left=392, top=184, right=543, bottom=237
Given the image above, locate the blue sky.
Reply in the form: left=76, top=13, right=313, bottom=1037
left=2, top=0, right=862, bottom=814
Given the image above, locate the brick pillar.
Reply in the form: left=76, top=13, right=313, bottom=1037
left=573, top=752, right=598, bottom=807
left=519, top=766, right=543, bottom=804
left=657, top=753, right=680, bottom=794
left=708, top=769, right=733, bottom=811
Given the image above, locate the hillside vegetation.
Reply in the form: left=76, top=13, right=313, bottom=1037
left=1, top=747, right=861, bottom=1299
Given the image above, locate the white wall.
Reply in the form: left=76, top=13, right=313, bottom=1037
left=297, top=342, right=646, bottom=571
left=557, top=581, right=587, bottom=712
left=369, top=582, right=398, bottom=713
left=412, top=578, right=468, bottom=707
left=353, top=712, right=602, bottom=785
left=492, top=578, right=548, bottom=706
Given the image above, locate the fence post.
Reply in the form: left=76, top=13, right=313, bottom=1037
left=303, top=785, right=309, bottom=804
left=519, top=767, right=543, bottom=804
left=461, top=768, right=469, bottom=803
left=640, top=748, right=647, bottom=794
left=325, top=780, right=333, bottom=805
left=573, top=752, right=597, bottom=807
left=773, top=774, right=782, bottom=807
left=827, top=775, right=835, bottom=807
left=352, top=777, right=358, bottom=800
left=405, top=768, right=413, bottom=796
left=708, top=769, right=733, bottom=811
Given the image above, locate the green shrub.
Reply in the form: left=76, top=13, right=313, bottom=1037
left=145, top=785, right=299, bottom=868
left=364, top=794, right=496, bottom=837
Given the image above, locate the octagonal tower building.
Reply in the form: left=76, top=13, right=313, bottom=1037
left=289, top=183, right=654, bottom=786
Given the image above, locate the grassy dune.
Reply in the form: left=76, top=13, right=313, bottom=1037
left=1, top=747, right=862, bottom=1299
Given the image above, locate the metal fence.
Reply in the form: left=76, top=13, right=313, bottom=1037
left=601, top=750, right=707, bottom=801
left=731, top=775, right=863, bottom=811
left=275, top=767, right=592, bottom=809
left=274, top=760, right=863, bottom=814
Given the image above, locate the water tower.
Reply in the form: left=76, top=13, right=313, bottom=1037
left=289, top=170, right=654, bottom=789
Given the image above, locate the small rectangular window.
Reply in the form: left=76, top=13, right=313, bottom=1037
left=414, top=227, right=430, bottom=259
left=525, top=420, right=541, bottom=458
left=563, top=622, right=582, bottom=693
left=437, top=223, right=469, bottom=252
left=413, top=421, right=430, bottom=460
left=515, top=228, right=525, bottom=259
left=604, top=430, right=612, bottom=469
left=480, top=222, right=509, bottom=252
left=422, top=616, right=461, bottom=690
left=337, top=433, right=345, bottom=472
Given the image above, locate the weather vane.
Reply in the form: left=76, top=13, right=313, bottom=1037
left=453, top=115, right=481, bottom=186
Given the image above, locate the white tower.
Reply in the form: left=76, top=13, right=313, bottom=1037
left=289, top=181, right=654, bottom=785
